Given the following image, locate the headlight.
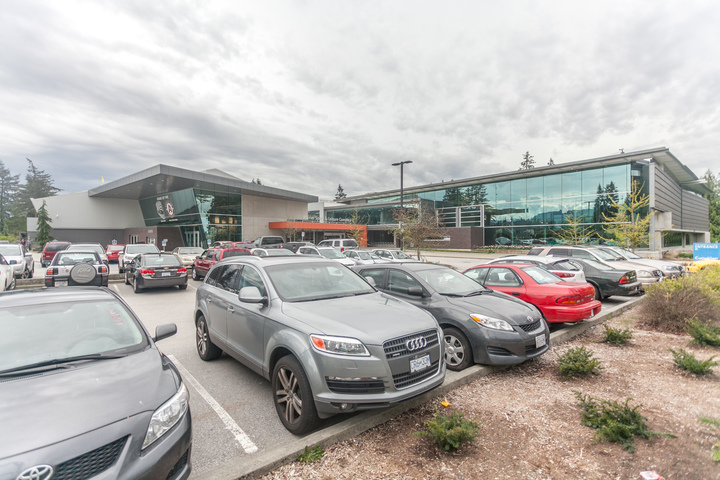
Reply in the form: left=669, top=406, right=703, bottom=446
left=637, top=271, right=653, bottom=278
left=470, top=314, right=514, bottom=331
left=310, top=335, right=370, bottom=356
left=142, top=383, right=189, bottom=450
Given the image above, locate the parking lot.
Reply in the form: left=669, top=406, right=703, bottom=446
left=25, top=251, right=639, bottom=479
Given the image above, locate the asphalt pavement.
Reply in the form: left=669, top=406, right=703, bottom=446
left=18, top=250, right=643, bottom=479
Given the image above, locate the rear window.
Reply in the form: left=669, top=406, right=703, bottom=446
left=45, top=243, right=70, bottom=252
left=126, top=245, right=160, bottom=254
left=143, top=255, right=182, bottom=267
left=522, top=266, right=561, bottom=284
left=221, top=249, right=251, bottom=258
left=343, top=240, right=358, bottom=247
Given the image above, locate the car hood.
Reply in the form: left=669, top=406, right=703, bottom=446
left=280, top=292, right=437, bottom=345
left=603, top=259, right=655, bottom=273
left=3, top=254, right=24, bottom=263
left=0, top=348, right=180, bottom=458
left=443, top=292, right=541, bottom=324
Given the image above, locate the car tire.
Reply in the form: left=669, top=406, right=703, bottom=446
left=272, top=355, right=320, bottom=435
left=443, top=327, right=472, bottom=371
left=192, top=267, right=200, bottom=281
left=133, top=277, right=142, bottom=294
left=118, top=264, right=124, bottom=274
left=21, top=268, right=30, bottom=279
left=196, top=315, right=222, bottom=361
left=8, top=276, right=16, bottom=290
left=179, top=284, right=188, bottom=290
left=591, top=283, right=602, bottom=301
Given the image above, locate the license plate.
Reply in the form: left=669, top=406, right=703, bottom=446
left=535, top=334, right=546, bottom=348
left=56, top=280, right=68, bottom=287
left=161, top=272, right=171, bottom=277
left=410, top=354, right=431, bottom=373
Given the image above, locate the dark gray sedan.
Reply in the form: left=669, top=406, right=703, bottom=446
left=352, top=263, right=550, bottom=371
left=124, top=253, right=189, bottom=293
left=194, top=256, right=446, bottom=435
left=0, top=288, right=191, bottom=480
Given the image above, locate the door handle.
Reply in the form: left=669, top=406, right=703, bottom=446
left=227, top=306, right=234, bottom=313
left=512, top=292, right=521, bottom=296
left=207, top=298, right=212, bottom=303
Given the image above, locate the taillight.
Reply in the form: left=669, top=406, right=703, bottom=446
left=341, top=247, right=345, bottom=252
left=140, top=269, right=154, bottom=276
left=46, top=267, right=57, bottom=275
left=177, top=268, right=187, bottom=274
left=100, top=266, right=108, bottom=274
left=556, top=294, right=582, bottom=305
left=619, top=276, right=629, bottom=284
left=555, top=272, right=573, bottom=278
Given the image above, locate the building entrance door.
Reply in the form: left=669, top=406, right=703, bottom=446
left=182, top=228, right=201, bottom=247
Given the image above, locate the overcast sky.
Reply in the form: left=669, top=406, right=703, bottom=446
left=1, top=0, right=718, bottom=199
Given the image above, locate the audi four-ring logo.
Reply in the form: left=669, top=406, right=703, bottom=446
left=16, top=465, right=53, bottom=480
left=405, top=337, right=427, bottom=351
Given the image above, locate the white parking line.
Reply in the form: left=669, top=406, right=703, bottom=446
left=167, top=354, right=258, bottom=454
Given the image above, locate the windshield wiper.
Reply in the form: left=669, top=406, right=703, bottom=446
left=463, top=290, right=487, bottom=297
left=0, top=353, right=127, bottom=377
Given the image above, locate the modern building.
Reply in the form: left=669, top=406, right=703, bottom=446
left=322, top=147, right=710, bottom=252
left=28, top=164, right=318, bottom=251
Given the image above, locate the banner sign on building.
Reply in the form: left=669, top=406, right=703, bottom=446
left=693, top=243, right=720, bottom=260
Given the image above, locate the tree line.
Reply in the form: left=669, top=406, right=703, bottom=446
left=0, top=158, right=60, bottom=242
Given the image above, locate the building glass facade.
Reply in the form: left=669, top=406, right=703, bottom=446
left=326, top=163, right=641, bottom=246
left=139, top=188, right=242, bottom=247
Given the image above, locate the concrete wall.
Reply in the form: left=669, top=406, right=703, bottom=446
left=31, top=191, right=145, bottom=229
left=242, top=195, right=309, bottom=241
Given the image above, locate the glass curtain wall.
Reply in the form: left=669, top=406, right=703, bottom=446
left=330, top=163, right=634, bottom=246
left=139, top=188, right=243, bottom=247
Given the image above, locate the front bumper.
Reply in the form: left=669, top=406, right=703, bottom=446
left=539, top=300, right=602, bottom=323
left=469, top=319, right=550, bottom=366
left=1, top=409, right=191, bottom=480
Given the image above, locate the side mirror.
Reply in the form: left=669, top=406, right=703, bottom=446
left=364, top=276, right=377, bottom=287
left=239, top=286, right=267, bottom=305
left=407, top=286, right=424, bottom=297
left=154, top=323, right=177, bottom=342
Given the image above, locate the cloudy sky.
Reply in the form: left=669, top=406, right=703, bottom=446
left=1, top=0, right=718, bottom=199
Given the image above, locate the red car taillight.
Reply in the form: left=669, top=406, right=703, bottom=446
left=619, top=275, right=629, bottom=284
left=140, top=269, right=154, bottom=276
left=556, top=294, right=582, bottom=305
left=100, top=265, right=108, bottom=274
left=555, top=271, right=574, bottom=278
left=177, top=268, right=187, bottom=274
left=46, top=267, right=57, bottom=275
left=340, top=247, right=345, bottom=252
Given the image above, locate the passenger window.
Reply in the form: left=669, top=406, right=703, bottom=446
left=239, top=266, right=266, bottom=297
left=548, top=248, right=568, bottom=257
left=464, top=268, right=487, bottom=284
left=206, top=265, right=224, bottom=286
left=387, top=270, right=422, bottom=294
left=360, top=269, right=386, bottom=288
left=571, top=250, right=592, bottom=260
left=485, top=267, right=522, bottom=287
left=218, top=265, right=241, bottom=293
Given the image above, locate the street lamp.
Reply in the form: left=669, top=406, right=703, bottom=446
left=392, top=161, right=412, bottom=249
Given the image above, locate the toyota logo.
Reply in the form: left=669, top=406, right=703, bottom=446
left=17, top=466, right=53, bottom=480
left=405, top=337, right=427, bottom=351
left=527, top=316, right=534, bottom=323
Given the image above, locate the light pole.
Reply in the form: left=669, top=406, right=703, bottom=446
left=392, top=161, right=412, bottom=249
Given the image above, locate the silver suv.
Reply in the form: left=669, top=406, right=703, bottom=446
left=194, top=256, right=445, bottom=434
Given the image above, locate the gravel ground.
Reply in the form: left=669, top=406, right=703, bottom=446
left=261, top=307, right=720, bottom=480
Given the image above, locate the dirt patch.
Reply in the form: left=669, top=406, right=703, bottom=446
left=261, top=309, right=720, bottom=480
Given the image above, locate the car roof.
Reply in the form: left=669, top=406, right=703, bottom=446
left=222, top=255, right=329, bottom=267
left=0, top=287, right=119, bottom=308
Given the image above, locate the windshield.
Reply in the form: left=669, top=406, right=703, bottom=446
left=391, top=251, right=412, bottom=259
left=67, top=245, right=104, bottom=255
left=615, top=248, right=640, bottom=259
left=265, top=262, right=374, bottom=301
left=177, top=247, right=204, bottom=255
left=107, top=245, right=124, bottom=252
left=0, top=245, right=22, bottom=256
left=265, top=249, right=295, bottom=256
left=0, top=299, right=147, bottom=374
left=319, top=249, right=344, bottom=259
left=416, top=267, right=487, bottom=295
left=357, top=252, right=373, bottom=260
left=590, top=248, right=617, bottom=261
left=143, top=255, right=181, bottom=267
left=127, top=245, right=160, bottom=254
left=522, top=266, right=561, bottom=284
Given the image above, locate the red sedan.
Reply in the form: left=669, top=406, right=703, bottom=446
left=462, top=263, right=602, bottom=323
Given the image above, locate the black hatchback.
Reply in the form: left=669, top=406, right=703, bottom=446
left=0, top=288, right=192, bottom=480
left=124, top=253, right=189, bottom=293
left=352, top=263, right=550, bottom=371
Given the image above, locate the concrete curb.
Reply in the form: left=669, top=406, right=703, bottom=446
left=207, top=295, right=644, bottom=480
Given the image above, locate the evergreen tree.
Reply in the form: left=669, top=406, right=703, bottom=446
left=334, top=184, right=347, bottom=201
left=704, top=170, right=720, bottom=242
left=16, top=158, right=61, bottom=217
left=0, top=160, right=20, bottom=235
left=35, top=201, right=54, bottom=247
left=601, top=180, right=652, bottom=251
left=519, top=151, right=535, bottom=170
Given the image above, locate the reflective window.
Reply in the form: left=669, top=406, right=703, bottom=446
left=239, top=266, right=266, bottom=297
left=218, top=265, right=241, bottom=292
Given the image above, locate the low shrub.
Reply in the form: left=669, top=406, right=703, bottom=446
left=296, top=445, right=324, bottom=464
left=416, top=410, right=480, bottom=452
left=557, top=345, right=602, bottom=379
left=678, top=252, right=693, bottom=259
left=602, top=324, right=633, bottom=345
left=641, top=269, right=720, bottom=333
left=713, top=441, right=720, bottom=462
left=669, top=348, right=718, bottom=375
left=574, top=391, right=653, bottom=452
left=687, top=319, right=720, bottom=347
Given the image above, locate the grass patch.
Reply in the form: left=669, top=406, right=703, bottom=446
left=678, top=252, right=693, bottom=259
left=557, top=345, right=602, bottom=379
left=669, top=348, right=718, bottom=375
left=713, top=441, right=720, bottom=462
left=296, top=445, right=324, bottom=464
left=602, top=324, right=634, bottom=345
left=687, top=319, right=720, bottom=347
left=416, top=410, right=480, bottom=452
left=699, top=417, right=720, bottom=427
left=574, top=391, right=657, bottom=452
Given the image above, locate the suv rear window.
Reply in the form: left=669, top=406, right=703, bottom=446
left=343, top=240, right=358, bottom=248
left=222, top=249, right=251, bottom=258
left=45, top=243, right=71, bottom=252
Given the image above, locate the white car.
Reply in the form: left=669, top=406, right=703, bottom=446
left=172, top=246, right=205, bottom=267
left=343, top=250, right=392, bottom=265
left=118, top=244, right=160, bottom=273
left=66, top=243, right=109, bottom=265
left=0, top=254, right=16, bottom=291
left=371, top=249, right=419, bottom=263
left=0, top=244, right=34, bottom=279
left=296, top=246, right=354, bottom=266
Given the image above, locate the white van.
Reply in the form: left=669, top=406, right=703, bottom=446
left=317, top=239, right=359, bottom=252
